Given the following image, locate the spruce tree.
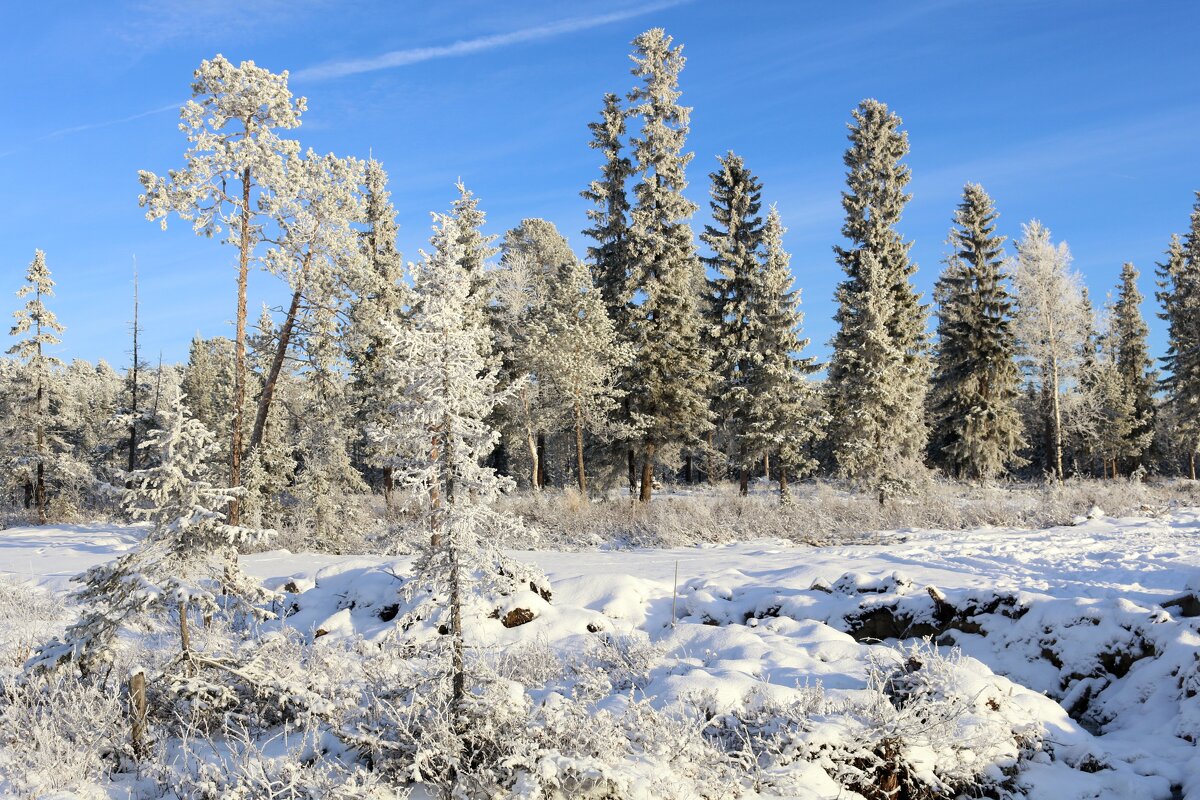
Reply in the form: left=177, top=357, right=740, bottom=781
left=347, top=158, right=409, bottom=506
left=742, top=207, right=820, bottom=501
left=448, top=181, right=499, bottom=347
left=625, top=28, right=714, bottom=502
left=1110, top=261, right=1156, bottom=473
left=1157, top=195, right=1200, bottom=478
left=34, top=386, right=274, bottom=675
left=929, top=184, right=1024, bottom=480
left=701, top=151, right=765, bottom=492
left=826, top=100, right=929, bottom=491
left=6, top=250, right=66, bottom=523
left=581, top=92, right=639, bottom=493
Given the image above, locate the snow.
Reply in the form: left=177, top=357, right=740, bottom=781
left=2, top=508, right=1199, bottom=797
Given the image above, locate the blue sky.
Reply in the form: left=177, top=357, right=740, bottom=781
left=2, top=0, right=1198, bottom=369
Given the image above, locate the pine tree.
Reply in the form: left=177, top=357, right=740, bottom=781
left=34, top=386, right=274, bottom=675
left=625, top=28, right=714, bottom=502
left=742, top=207, right=820, bottom=501
left=1080, top=300, right=1138, bottom=477
left=1157, top=195, right=1200, bottom=478
left=929, top=184, right=1024, bottom=480
left=701, top=151, right=765, bottom=492
left=6, top=250, right=66, bottom=523
left=1110, top=262, right=1156, bottom=473
left=826, top=100, right=929, bottom=491
left=348, top=158, right=408, bottom=506
left=139, top=55, right=305, bottom=524
left=581, top=92, right=640, bottom=493
left=1011, top=221, right=1090, bottom=482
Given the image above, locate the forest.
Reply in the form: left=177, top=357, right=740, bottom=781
left=1, top=25, right=1199, bottom=800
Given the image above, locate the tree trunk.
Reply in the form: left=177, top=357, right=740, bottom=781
left=1049, top=356, right=1064, bottom=483
left=129, top=670, right=148, bottom=759
left=249, top=265, right=309, bottom=454
left=1190, top=451, right=1196, bottom=481
left=739, top=466, right=749, bottom=496
left=779, top=464, right=789, bottom=505
left=706, top=429, right=717, bottom=485
left=536, top=433, right=548, bottom=489
left=574, top=403, right=587, bottom=494
left=34, top=461, right=46, bottom=525
left=128, top=268, right=139, bottom=483
left=178, top=601, right=192, bottom=674
left=627, top=447, right=637, bottom=500
left=763, top=452, right=770, bottom=480
left=639, top=443, right=656, bottom=503
left=521, top=387, right=539, bottom=491
left=35, top=372, right=46, bottom=524
left=229, top=165, right=253, bottom=525
left=383, top=466, right=394, bottom=510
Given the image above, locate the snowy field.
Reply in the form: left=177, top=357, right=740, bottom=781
left=2, top=508, right=1199, bottom=798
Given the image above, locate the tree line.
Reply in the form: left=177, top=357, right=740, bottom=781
left=4, top=29, right=1200, bottom=532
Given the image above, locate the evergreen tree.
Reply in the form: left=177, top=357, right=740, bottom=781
left=701, top=151, right=765, bottom=492
left=625, top=28, right=715, bottom=502
left=581, top=92, right=639, bottom=493
left=742, top=207, right=821, bottom=501
left=34, top=386, right=274, bottom=675
left=448, top=181, right=500, bottom=345
left=929, top=184, right=1024, bottom=480
left=1081, top=300, right=1138, bottom=477
left=6, top=250, right=66, bottom=523
left=1157, top=196, right=1200, bottom=478
left=368, top=214, right=548, bottom=770
left=1110, top=261, right=1156, bottom=473
left=826, top=100, right=929, bottom=491
left=139, top=55, right=305, bottom=524
left=346, top=158, right=409, bottom=506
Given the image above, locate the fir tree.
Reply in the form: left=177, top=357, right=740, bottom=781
left=139, top=55, right=305, bottom=524
left=929, top=184, right=1024, bottom=480
left=1110, top=261, right=1156, bottom=473
left=34, top=386, right=274, bottom=676
left=448, top=181, right=500, bottom=347
left=701, top=151, right=765, bottom=492
left=826, top=100, right=929, bottom=491
left=742, top=207, right=821, bottom=501
left=1157, top=196, right=1200, bottom=478
left=6, top=250, right=66, bottom=523
left=625, top=28, right=715, bottom=502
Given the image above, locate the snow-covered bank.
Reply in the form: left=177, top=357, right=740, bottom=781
left=1, top=509, right=1198, bottom=798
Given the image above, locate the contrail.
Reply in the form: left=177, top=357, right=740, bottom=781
left=292, top=0, right=692, bottom=81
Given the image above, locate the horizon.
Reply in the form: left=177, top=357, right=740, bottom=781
left=2, top=0, right=1198, bottom=369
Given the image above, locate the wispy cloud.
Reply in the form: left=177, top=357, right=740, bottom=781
left=41, top=101, right=183, bottom=140
left=292, top=0, right=692, bottom=82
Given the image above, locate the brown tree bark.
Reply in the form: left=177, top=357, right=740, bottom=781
left=574, top=404, right=587, bottom=494
left=249, top=268, right=308, bottom=454
left=738, top=466, right=749, bottom=496
left=779, top=464, right=789, bottom=504
left=639, top=442, right=656, bottom=503
left=536, top=433, right=548, bottom=488
left=229, top=165, right=253, bottom=526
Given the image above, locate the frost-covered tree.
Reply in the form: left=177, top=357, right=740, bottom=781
left=368, top=214, right=549, bottom=779
left=242, top=309, right=295, bottom=528
left=826, top=100, right=929, bottom=490
left=251, top=150, right=366, bottom=457
left=1157, top=197, right=1200, bottom=478
left=929, top=184, right=1024, bottom=480
left=581, top=92, right=639, bottom=492
left=1079, top=301, right=1138, bottom=478
left=742, top=207, right=820, bottom=501
left=34, top=386, right=274, bottom=676
left=6, top=250, right=66, bottom=523
left=702, top=151, right=765, bottom=491
left=1109, top=262, right=1156, bottom=473
left=1011, top=221, right=1089, bottom=482
left=347, top=158, right=408, bottom=506
left=139, top=55, right=305, bottom=523
left=625, top=28, right=715, bottom=502
left=449, top=181, right=499, bottom=350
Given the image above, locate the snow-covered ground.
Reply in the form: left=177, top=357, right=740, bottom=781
left=2, top=508, right=1199, bottom=798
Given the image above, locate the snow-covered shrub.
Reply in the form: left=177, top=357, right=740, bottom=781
left=0, top=674, right=126, bottom=797
left=0, top=578, right=66, bottom=672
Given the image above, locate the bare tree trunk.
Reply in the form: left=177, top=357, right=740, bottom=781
left=128, top=266, right=140, bottom=483
left=764, top=452, right=770, bottom=480
left=536, top=433, right=547, bottom=489
left=229, top=165, right=253, bottom=526
left=178, top=601, right=192, bottom=675
left=383, top=466, right=394, bottom=509
left=1049, top=355, right=1064, bottom=483
left=738, top=466, right=749, bottom=496
left=521, top=387, right=539, bottom=491
left=627, top=447, right=637, bottom=500
left=779, top=464, right=789, bottom=504
left=249, top=262, right=309, bottom=454
left=129, top=670, right=148, bottom=759
left=639, top=443, right=656, bottom=503
left=573, top=403, right=587, bottom=494
left=1190, top=451, right=1196, bottom=481
left=706, top=429, right=717, bottom=485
